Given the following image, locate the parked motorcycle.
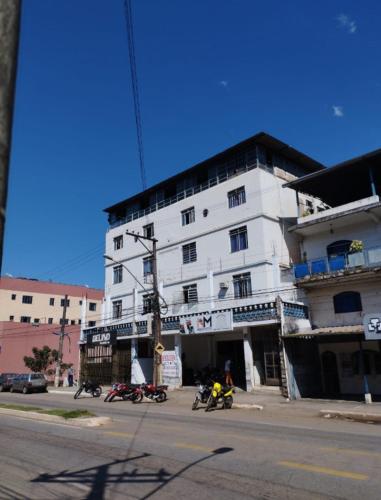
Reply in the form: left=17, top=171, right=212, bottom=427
left=192, top=381, right=212, bottom=410
left=104, top=383, right=141, bottom=402
left=133, top=383, right=168, bottom=403
left=205, top=381, right=233, bottom=412
left=73, top=380, right=102, bottom=399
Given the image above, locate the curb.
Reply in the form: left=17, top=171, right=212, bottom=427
left=320, top=409, right=381, bottom=424
left=0, top=408, right=111, bottom=427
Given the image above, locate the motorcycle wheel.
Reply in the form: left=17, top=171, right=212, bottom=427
left=192, top=398, right=199, bottom=411
left=223, top=396, right=233, bottom=409
left=104, top=393, right=111, bottom=402
left=93, top=387, right=102, bottom=398
left=74, top=388, right=82, bottom=400
left=155, top=391, right=167, bottom=403
left=108, top=394, right=116, bottom=402
left=131, top=392, right=143, bottom=403
left=205, top=396, right=214, bottom=412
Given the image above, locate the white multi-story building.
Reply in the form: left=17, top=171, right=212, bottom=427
left=82, top=132, right=322, bottom=391
left=284, top=149, right=381, bottom=399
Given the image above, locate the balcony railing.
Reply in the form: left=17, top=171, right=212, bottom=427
left=293, top=245, right=381, bottom=280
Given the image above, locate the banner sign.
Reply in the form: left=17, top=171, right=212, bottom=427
left=87, top=331, right=117, bottom=346
left=179, top=311, right=232, bottom=335
left=363, top=313, right=381, bottom=340
left=162, top=351, right=179, bottom=380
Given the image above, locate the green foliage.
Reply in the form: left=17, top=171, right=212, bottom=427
left=22, top=345, right=73, bottom=374
left=349, top=240, right=363, bottom=253
left=0, top=404, right=95, bottom=419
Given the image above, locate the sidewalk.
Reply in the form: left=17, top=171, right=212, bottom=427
left=48, top=385, right=381, bottom=422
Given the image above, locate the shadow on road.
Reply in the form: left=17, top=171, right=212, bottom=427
left=31, top=447, right=233, bottom=499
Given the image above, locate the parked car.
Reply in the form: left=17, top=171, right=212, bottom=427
left=0, top=373, right=18, bottom=392
left=10, top=373, right=48, bottom=394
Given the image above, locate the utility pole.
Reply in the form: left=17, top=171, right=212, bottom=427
left=54, top=294, right=68, bottom=387
left=0, top=0, right=22, bottom=274
left=125, top=230, right=162, bottom=385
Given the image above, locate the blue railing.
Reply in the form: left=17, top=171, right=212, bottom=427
left=293, top=245, right=381, bottom=280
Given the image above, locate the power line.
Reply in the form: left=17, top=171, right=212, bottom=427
left=123, top=0, right=147, bottom=190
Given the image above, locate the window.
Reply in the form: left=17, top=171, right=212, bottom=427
left=181, top=207, right=195, bottom=226
left=89, top=302, right=97, bottom=311
left=20, top=316, right=31, bottom=323
left=182, top=242, right=197, bottom=264
left=143, top=223, right=154, bottom=239
left=233, top=272, right=252, bottom=298
left=11, top=294, right=16, bottom=300
left=183, top=284, right=198, bottom=304
left=79, top=300, right=82, bottom=305
left=112, top=300, right=123, bottom=319
left=78, top=319, right=82, bottom=325
left=230, top=226, right=248, bottom=252
left=71, top=320, right=75, bottom=325
left=333, top=291, right=362, bottom=314
left=88, top=320, right=96, bottom=327
left=143, top=294, right=153, bottom=314
left=33, top=318, right=40, bottom=324
left=9, top=315, right=14, bottom=321
left=60, top=298, right=70, bottom=307
left=143, top=256, right=153, bottom=276
left=113, top=265, right=123, bottom=284
left=22, top=295, right=33, bottom=304
left=228, top=186, right=246, bottom=208
left=60, top=318, right=69, bottom=325
left=113, top=235, right=123, bottom=250
left=48, top=318, right=53, bottom=324
left=49, top=298, right=55, bottom=306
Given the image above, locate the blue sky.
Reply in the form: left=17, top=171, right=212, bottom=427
left=3, top=0, right=381, bottom=288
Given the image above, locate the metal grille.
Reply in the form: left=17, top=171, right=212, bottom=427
left=182, top=242, right=197, bottom=264
left=228, top=186, right=246, bottom=208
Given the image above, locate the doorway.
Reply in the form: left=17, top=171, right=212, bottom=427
left=217, top=340, right=245, bottom=389
left=321, top=351, right=340, bottom=396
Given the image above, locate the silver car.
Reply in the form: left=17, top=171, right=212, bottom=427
left=10, top=373, right=48, bottom=394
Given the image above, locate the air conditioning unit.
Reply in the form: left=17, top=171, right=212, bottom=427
left=219, top=282, right=229, bottom=289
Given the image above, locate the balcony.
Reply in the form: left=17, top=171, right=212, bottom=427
left=293, top=245, right=381, bottom=283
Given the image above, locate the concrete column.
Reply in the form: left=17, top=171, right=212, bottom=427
left=243, top=327, right=255, bottom=391
left=131, top=338, right=138, bottom=384
left=80, top=296, right=87, bottom=338
left=208, top=270, right=215, bottom=310
left=175, top=334, right=182, bottom=386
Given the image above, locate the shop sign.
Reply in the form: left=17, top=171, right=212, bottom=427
left=363, top=313, right=381, bottom=340
left=87, top=330, right=116, bottom=345
left=179, top=311, right=232, bottom=335
left=162, top=351, right=179, bottom=379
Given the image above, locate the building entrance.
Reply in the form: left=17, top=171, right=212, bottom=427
left=217, top=340, right=246, bottom=389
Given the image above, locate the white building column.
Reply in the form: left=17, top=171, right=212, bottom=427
left=80, top=296, right=87, bottom=339
left=243, top=327, right=255, bottom=391
left=208, top=270, right=215, bottom=310
left=175, top=334, right=182, bottom=386
left=131, top=338, right=139, bottom=384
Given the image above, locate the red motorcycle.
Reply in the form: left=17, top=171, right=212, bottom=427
left=104, top=383, right=137, bottom=402
left=133, top=383, right=168, bottom=403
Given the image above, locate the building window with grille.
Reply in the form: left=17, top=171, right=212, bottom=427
left=88, top=320, right=96, bottom=327
left=33, top=318, right=40, bottom=324
left=143, top=223, right=154, bottom=239
left=182, top=242, right=197, bottom=264
left=233, top=272, right=252, bottom=298
left=11, top=294, right=16, bottom=300
left=143, top=294, right=153, bottom=314
left=112, top=300, right=123, bottom=319
left=22, top=295, right=33, bottom=304
left=113, top=235, right=123, bottom=250
left=20, top=316, right=31, bottom=323
left=228, top=186, right=246, bottom=208
left=181, top=207, right=195, bottom=226
left=60, top=298, right=70, bottom=307
left=9, top=315, right=14, bottom=321
left=89, top=302, right=97, bottom=311
left=49, top=298, right=55, bottom=306
left=230, top=226, right=248, bottom=252
left=143, top=256, right=153, bottom=276
left=183, top=284, right=198, bottom=304
left=113, top=265, right=123, bottom=284
left=60, top=318, right=69, bottom=325
left=48, top=318, right=53, bottom=324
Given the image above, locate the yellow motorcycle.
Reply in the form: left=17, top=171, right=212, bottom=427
left=205, top=381, right=234, bottom=412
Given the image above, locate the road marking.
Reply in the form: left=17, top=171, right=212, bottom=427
left=103, top=431, right=135, bottom=438
left=175, top=442, right=213, bottom=453
left=320, top=446, right=381, bottom=458
left=220, top=433, right=267, bottom=443
left=278, top=461, right=368, bottom=481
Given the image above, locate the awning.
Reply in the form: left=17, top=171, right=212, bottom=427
left=283, top=325, right=364, bottom=339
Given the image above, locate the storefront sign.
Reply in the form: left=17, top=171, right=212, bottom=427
left=162, top=351, right=179, bottom=379
left=87, top=331, right=117, bottom=345
left=363, top=313, right=381, bottom=340
left=179, top=311, right=232, bottom=334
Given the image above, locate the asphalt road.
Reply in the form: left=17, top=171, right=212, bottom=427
left=0, top=391, right=380, bottom=499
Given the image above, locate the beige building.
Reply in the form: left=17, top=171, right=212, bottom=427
left=0, top=277, right=104, bottom=328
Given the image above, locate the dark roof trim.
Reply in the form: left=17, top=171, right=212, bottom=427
left=284, top=147, right=381, bottom=191
left=104, top=132, right=324, bottom=213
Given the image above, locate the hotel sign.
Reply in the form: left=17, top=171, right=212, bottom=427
left=87, top=331, right=117, bottom=345
left=363, top=313, right=381, bottom=341
left=179, top=311, right=232, bottom=335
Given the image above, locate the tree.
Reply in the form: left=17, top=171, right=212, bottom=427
left=23, top=345, right=58, bottom=373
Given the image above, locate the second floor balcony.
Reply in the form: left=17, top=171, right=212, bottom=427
left=293, top=244, right=381, bottom=284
